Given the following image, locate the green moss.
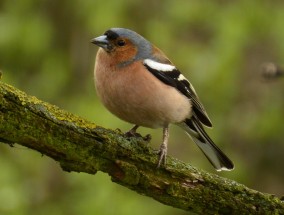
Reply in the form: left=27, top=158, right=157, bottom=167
left=1, top=81, right=98, bottom=130
left=114, top=160, right=140, bottom=185
left=1, top=80, right=284, bottom=214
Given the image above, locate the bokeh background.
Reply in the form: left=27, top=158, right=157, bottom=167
left=1, top=0, right=284, bottom=214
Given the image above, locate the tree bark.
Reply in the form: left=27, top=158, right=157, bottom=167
left=0, top=80, right=283, bottom=215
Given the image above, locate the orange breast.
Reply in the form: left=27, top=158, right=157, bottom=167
left=94, top=49, right=192, bottom=128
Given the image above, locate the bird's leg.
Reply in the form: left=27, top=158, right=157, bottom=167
left=125, top=125, right=144, bottom=139
left=125, top=125, right=140, bottom=137
left=124, top=125, right=152, bottom=142
left=157, top=125, right=169, bottom=168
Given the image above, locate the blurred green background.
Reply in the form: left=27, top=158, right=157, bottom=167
left=1, top=0, right=284, bottom=214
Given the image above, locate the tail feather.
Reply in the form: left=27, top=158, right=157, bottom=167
left=180, top=116, right=234, bottom=171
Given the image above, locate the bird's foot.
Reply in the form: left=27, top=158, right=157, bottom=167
left=124, top=131, right=151, bottom=142
left=124, top=125, right=140, bottom=138
left=124, top=130, right=142, bottom=138
left=157, top=143, right=167, bottom=168
left=156, top=126, right=169, bottom=168
left=142, top=134, right=151, bottom=142
left=124, top=125, right=151, bottom=142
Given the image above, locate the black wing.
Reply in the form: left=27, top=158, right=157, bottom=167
left=143, top=59, right=212, bottom=127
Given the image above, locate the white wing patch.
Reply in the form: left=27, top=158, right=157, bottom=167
left=177, top=74, right=197, bottom=94
left=189, top=82, right=197, bottom=95
left=177, top=74, right=187, bottom=81
left=143, top=59, right=176, bottom=72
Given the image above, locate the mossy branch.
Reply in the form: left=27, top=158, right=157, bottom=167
left=0, top=80, right=283, bottom=214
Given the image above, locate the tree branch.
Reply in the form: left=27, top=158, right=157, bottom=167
left=0, top=80, right=283, bottom=214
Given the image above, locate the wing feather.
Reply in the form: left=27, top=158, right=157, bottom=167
left=143, top=59, right=212, bottom=127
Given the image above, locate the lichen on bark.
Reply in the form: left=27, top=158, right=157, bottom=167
left=0, top=80, right=283, bottom=215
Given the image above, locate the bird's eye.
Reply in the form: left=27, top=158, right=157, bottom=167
left=117, top=40, right=126, bottom=46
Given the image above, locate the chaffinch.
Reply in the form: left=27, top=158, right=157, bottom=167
left=91, top=28, right=234, bottom=171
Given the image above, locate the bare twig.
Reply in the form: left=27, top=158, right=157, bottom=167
left=261, top=62, right=283, bottom=80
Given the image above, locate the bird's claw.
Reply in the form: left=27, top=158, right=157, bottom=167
left=124, top=130, right=142, bottom=138
left=142, top=134, right=151, bottom=142
left=124, top=131, right=152, bottom=142
left=157, top=144, right=167, bottom=168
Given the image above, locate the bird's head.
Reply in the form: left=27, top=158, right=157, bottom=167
left=91, top=28, right=152, bottom=66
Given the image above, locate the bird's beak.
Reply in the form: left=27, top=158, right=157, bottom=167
left=91, top=35, right=111, bottom=51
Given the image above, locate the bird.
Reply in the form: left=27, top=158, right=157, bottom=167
left=91, top=27, right=234, bottom=171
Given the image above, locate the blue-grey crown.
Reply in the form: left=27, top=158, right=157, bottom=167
left=109, top=28, right=152, bottom=63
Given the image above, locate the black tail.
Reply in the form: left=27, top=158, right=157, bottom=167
left=180, top=116, right=234, bottom=171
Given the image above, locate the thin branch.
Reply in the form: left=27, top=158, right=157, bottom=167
left=0, top=81, right=283, bottom=214
left=261, top=62, right=284, bottom=80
